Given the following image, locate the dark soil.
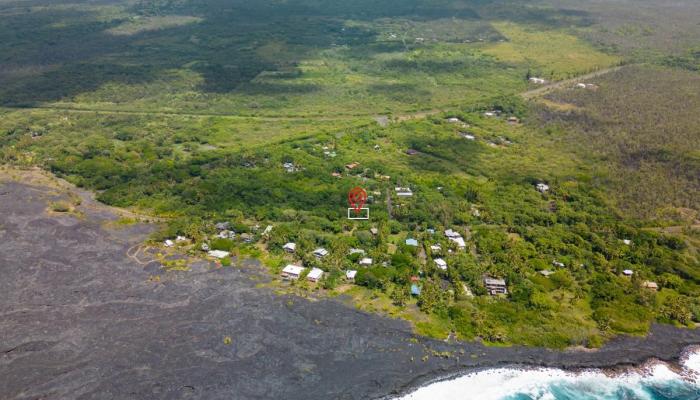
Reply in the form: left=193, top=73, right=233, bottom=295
left=1, top=181, right=699, bottom=400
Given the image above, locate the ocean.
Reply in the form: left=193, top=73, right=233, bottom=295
left=400, top=348, right=700, bottom=400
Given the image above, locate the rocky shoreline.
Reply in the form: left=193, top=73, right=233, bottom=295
left=1, top=178, right=699, bottom=400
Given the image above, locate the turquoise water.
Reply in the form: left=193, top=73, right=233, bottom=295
left=504, top=379, right=700, bottom=400
left=400, top=349, right=700, bottom=400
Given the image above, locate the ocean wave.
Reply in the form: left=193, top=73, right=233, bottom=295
left=400, top=347, right=700, bottom=400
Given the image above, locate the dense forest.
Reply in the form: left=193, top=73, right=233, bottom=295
left=1, top=0, right=699, bottom=347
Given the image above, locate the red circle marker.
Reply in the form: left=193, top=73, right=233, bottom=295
left=348, top=187, right=368, bottom=214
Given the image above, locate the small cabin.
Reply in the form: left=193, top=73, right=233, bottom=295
left=484, top=277, right=507, bottom=295
left=643, top=281, right=659, bottom=291
left=346, top=270, right=357, bottom=281
left=359, top=257, right=373, bottom=266
left=313, top=248, right=329, bottom=258
left=623, top=269, right=634, bottom=277
left=405, top=238, right=419, bottom=247
left=281, top=265, right=305, bottom=280
left=208, top=250, right=230, bottom=259
left=434, top=258, right=447, bottom=271
left=283, top=242, right=296, bottom=253
left=307, top=268, right=324, bottom=283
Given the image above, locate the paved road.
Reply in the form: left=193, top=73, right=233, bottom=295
left=520, top=65, right=628, bottom=99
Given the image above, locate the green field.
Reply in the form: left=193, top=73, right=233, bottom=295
left=1, top=0, right=699, bottom=348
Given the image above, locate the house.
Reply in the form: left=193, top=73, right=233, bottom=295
left=484, top=111, right=496, bottom=117
left=552, top=260, right=565, bottom=268
left=446, top=117, right=462, bottom=123
left=370, top=227, right=379, bottom=235
left=411, top=284, right=421, bottom=296
left=307, top=268, right=324, bottom=283
left=430, top=244, right=442, bottom=253
left=529, top=77, right=546, bottom=84
left=405, top=149, right=419, bottom=156
left=539, top=270, right=555, bottom=277
left=536, top=183, right=550, bottom=193
left=623, top=269, right=634, bottom=277
left=283, top=242, right=297, bottom=253
left=445, top=229, right=460, bottom=238
left=434, top=258, right=447, bottom=271
left=208, top=250, right=230, bottom=259
left=164, top=239, right=174, bottom=247
left=484, top=276, right=508, bottom=295
left=345, top=162, right=360, bottom=170
left=215, top=222, right=230, bottom=231
left=359, top=257, right=373, bottom=266
left=201, top=243, right=210, bottom=251
left=283, top=162, right=296, bottom=173
left=405, top=238, right=419, bottom=247
left=426, top=228, right=435, bottom=235
left=281, top=265, right=305, bottom=280
left=445, top=229, right=466, bottom=249
left=643, top=281, right=659, bottom=291
left=346, top=270, right=357, bottom=281
left=576, top=83, right=587, bottom=89
left=349, top=248, right=366, bottom=255
left=240, top=233, right=254, bottom=243
left=313, top=248, right=329, bottom=258
left=395, top=187, right=413, bottom=197
left=331, top=172, right=342, bottom=178
left=622, top=239, right=632, bottom=245
left=507, top=116, right=520, bottom=124
left=461, top=133, right=476, bottom=140
left=175, top=236, right=188, bottom=243
left=218, top=230, right=235, bottom=239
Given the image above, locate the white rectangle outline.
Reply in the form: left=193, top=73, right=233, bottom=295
left=347, top=208, right=370, bottom=220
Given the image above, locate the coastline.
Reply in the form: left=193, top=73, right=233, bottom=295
left=1, top=176, right=699, bottom=400
left=387, top=344, right=700, bottom=400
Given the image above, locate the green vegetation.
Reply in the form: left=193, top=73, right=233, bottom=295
left=1, top=0, right=699, bottom=348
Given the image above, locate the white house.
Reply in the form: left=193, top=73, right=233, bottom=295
left=529, top=77, right=546, bottom=84
left=445, top=229, right=460, bottom=238
left=175, top=236, right=188, bottom=243
left=539, top=270, right=555, bottom=277
left=313, top=248, right=329, bottom=258
left=283, top=242, right=297, bottom=253
left=405, top=238, right=419, bottom=247
left=281, top=265, right=305, bottom=280
left=164, top=239, right=174, bottom=247
left=359, top=257, right=373, bottom=266
left=622, top=239, right=632, bottom=245
left=434, top=258, right=447, bottom=270
left=395, top=187, right=413, bottom=197
left=576, top=83, right=587, bottom=89
left=552, top=260, right=565, bottom=268
left=452, top=237, right=466, bottom=249
left=349, top=248, right=366, bottom=255
left=536, top=183, right=550, bottom=193
left=461, top=133, right=476, bottom=140
left=208, top=250, right=230, bottom=259
left=623, top=269, right=634, bottom=277
left=201, top=243, right=210, bottom=251
left=307, top=268, right=324, bottom=282
left=430, top=244, right=442, bottom=253
left=346, top=270, right=358, bottom=281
